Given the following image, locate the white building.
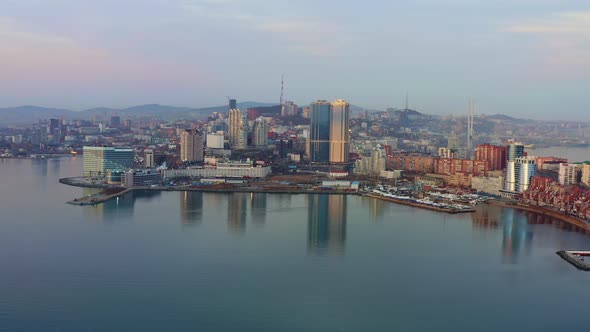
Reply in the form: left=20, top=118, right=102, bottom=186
left=354, top=144, right=386, bottom=176
left=163, top=161, right=271, bottom=179
left=252, top=117, right=269, bottom=147
left=558, top=163, right=579, bottom=185
left=504, top=156, right=537, bottom=194
left=206, top=133, right=224, bottom=149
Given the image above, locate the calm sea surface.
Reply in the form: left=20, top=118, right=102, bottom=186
left=1, top=157, right=590, bottom=331
left=527, top=146, right=590, bottom=162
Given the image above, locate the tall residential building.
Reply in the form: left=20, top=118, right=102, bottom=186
left=180, top=130, right=204, bottom=162
left=505, top=156, right=536, bottom=193
left=281, top=101, right=298, bottom=116
left=329, top=99, right=350, bottom=163
left=354, top=144, right=386, bottom=176
left=252, top=117, right=269, bottom=147
left=515, top=157, right=536, bottom=192
left=503, top=142, right=528, bottom=193
left=558, top=163, right=579, bottom=185
left=144, top=149, right=154, bottom=168
left=229, top=109, right=248, bottom=149
left=582, top=163, right=590, bottom=186
left=83, top=146, right=134, bottom=177
left=475, top=144, right=506, bottom=170
left=309, top=100, right=331, bottom=163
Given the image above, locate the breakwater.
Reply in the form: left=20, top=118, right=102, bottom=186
left=67, top=187, right=131, bottom=205
left=556, top=250, right=590, bottom=271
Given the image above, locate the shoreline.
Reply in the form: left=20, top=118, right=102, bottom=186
left=59, top=177, right=589, bottom=231
left=487, top=200, right=589, bottom=232
left=365, top=193, right=475, bottom=214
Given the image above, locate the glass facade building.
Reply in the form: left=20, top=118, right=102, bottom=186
left=83, top=146, right=134, bottom=177
left=310, top=100, right=331, bottom=163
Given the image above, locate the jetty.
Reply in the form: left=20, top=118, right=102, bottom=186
left=556, top=250, right=590, bottom=271
left=67, top=187, right=131, bottom=206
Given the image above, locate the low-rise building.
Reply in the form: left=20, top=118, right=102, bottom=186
left=123, top=169, right=162, bottom=187
left=472, top=173, right=504, bottom=196
left=163, top=161, right=271, bottom=179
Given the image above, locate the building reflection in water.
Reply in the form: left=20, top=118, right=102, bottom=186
left=31, top=159, right=48, bottom=177
left=471, top=204, right=533, bottom=263
left=249, top=193, right=267, bottom=226
left=501, top=208, right=533, bottom=263
left=307, top=194, right=347, bottom=255
left=360, top=196, right=385, bottom=220
left=227, top=193, right=248, bottom=234
left=83, top=189, right=161, bottom=222
left=180, top=191, right=203, bottom=226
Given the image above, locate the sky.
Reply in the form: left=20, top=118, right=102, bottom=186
left=1, top=0, right=589, bottom=120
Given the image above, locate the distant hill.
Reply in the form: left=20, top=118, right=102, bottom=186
left=0, top=102, right=279, bottom=124
left=0, top=106, right=75, bottom=125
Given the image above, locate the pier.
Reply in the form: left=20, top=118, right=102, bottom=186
left=556, top=250, right=590, bottom=271
left=67, top=187, right=131, bottom=206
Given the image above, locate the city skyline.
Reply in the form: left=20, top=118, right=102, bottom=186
left=1, top=1, right=589, bottom=120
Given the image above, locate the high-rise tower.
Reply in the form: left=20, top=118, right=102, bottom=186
left=180, top=129, right=204, bottom=162
left=252, top=117, right=269, bottom=147
left=309, top=100, right=331, bottom=163
left=329, top=99, right=350, bottom=163
left=229, top=108, right=248, bottom=149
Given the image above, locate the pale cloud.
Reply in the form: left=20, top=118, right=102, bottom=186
left=0, top=17, right=213, bottom=96
left=505, top=11, right=590, bottom=33
left=178, top=0, right=343, bottom=56
left=503, top=11, right=590, bottom=79
left=0, top=17, right=76, bottom=49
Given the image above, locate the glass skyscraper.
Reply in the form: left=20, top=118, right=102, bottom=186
left=309, top=100, right=331, bottom=163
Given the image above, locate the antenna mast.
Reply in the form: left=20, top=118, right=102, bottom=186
left=405, top=92, right=409, bottom=110
left=280, top=74, right=284, bottom=106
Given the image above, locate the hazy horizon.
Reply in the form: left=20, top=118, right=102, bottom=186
left=2, top=0, right=589, bottom=120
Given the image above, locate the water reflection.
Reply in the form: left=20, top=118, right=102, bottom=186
left=307, top=194, right=347, bottom=256
left=471, top=205, right=533, bottom=263
left=83, top=190, right=161, bottom=222
left=180, top=191, right=203, bottom=226
left=249, top=193, right=267, bottom=226
left=31, top=159, right=48, bottom=178
left=227, top=193, right=248, bottom=234
left=501, top=209, right=533, bottom=263
left=360, top=196, right=386, bottom=219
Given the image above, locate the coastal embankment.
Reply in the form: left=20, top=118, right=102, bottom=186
left=488, top=200, right=589, bottom=232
